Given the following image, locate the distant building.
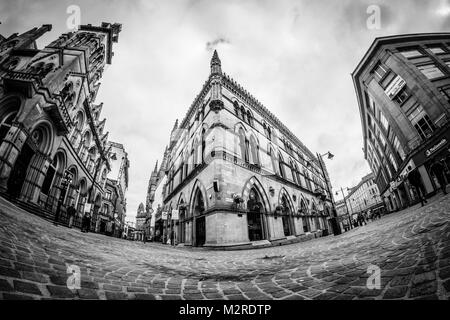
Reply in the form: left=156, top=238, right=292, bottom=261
left=135, top=203, right=146, bottom=241
left=345, top=173, right=386, bottom=219
left=353, top=33, right=450, bottom=212
left=103, top=141, right=129, bottom=237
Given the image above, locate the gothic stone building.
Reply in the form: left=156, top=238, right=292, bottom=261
left=151, top=51, right=335, bottom=247
left=0, top=23, right=124, bottom=231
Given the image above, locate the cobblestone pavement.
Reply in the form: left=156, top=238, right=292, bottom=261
left=0, top=195, right=450, bottom=300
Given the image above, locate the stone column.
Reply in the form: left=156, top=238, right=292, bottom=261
left=0, top=123, right=28, bottom=192
left=20, top=152, right=50, bottom=204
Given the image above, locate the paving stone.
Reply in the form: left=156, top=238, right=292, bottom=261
left=47, top=285, right=76, bottom=298
left=409, top=282, right=437, bottom=298
left=0, top=279, right=13, bottom=291
left=383, top=286, right=408, bottom=299
left=14, top=280, right=42, bottom=295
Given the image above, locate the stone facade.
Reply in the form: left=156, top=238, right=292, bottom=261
left=353, top=33, right=450, bottom=212
left=147, top=51, right=335, bottom=247
left=0, top=22, right=125, bottom=231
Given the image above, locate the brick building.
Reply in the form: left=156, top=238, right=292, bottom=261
left=0, top=23, right=125, bottom=230
left=353, top=33, right=450, bottom=212
left=147, top=51, right=336, bottom=248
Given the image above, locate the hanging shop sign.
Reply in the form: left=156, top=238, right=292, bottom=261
left=162, top=211, right=168, bottom=220
left=171, top=209, right=179, bottom=220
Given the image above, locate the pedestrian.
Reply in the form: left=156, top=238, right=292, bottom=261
left=170, top=229, right=175, bottom=246
left=407, top=166, right=428, bottom=206
left=67, top=204, right=76, bottom=228
left=430, top=160, right=448, bottom=195
left=85, top=212, right=91, bottom=233
left=143, top=231, right=147, bottom=244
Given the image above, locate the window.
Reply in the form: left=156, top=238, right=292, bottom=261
left=445, top=61, right=450, bottom=69
left=429, top=47, right=446, bottom=54
left=379, top=111, right=389, bottom=132
left=400, top=49, right=423, bottom=58
left=408, top=104, right=436, bottom=140
left=393, top=87, right=410, bottom=105
left=388, top=153, right=398, bottom=172
left=392, top=135, right=406, bottom=161
left=373, top=63, right=388, bottom=80
left=439, top=85, right=450, bottom=102
left=418, top=64, right=445, bottom=80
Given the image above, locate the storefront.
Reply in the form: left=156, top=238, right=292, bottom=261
left=411, top=126, right=450, bottom=196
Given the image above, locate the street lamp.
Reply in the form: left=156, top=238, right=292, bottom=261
left=54, top=170, right=73, bottom=226
left=307, top=151, right=341, bottom=235
left=335, top=187, right=353, bottom=231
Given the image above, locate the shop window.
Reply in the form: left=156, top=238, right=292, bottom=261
left=407, top=104, right=436, bottom=140
left=418, top=64, right=445, bottom=80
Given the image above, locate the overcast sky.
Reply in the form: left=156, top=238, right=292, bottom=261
left=2, top=0, right=450, bottom=222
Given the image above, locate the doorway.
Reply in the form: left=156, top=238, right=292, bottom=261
left=195, top=216, right=205, bottom=246
left=7, top=143, right=34, bottom=198
left=246, top=188, right=265, bottom=241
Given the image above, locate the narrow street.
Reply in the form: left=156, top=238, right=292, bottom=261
left=0, top=195, right=449, bottom=300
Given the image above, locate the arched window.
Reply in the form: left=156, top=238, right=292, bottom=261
left=247, top=110, right=254, bottom=126
left=41, top=157, right=57, bottom=195
left=238, top=128, right=248, bottom=163
left=278, top=152, right=285, bottom=178
left=249, top=136, right=259, bottom=166
left=201, top=128, right=206, bottom=163
left=268, top=145, right=277, bottom=173
left=234, top=101, right=240, bottom=118
left=0, top=110, right=17, bottom=143
left=241, top=106, right=246, bottom=123
left=290, top=160, right=297, bottom=184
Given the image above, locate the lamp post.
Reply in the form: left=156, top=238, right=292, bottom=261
left=54, top=170, right=73, bottom=226
left=308, top=151, right=341, bottom=235
left=335, top=187, right=353, bottom=231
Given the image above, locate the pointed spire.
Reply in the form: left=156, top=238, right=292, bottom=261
left=153, top=160, right=158, bottom=173
left=172, top=119, right=178, bottom=132
left=210, top=50, right=222, bottom=75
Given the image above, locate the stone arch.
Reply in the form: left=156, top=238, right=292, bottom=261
left=278, top=188, right=294, bottom=213
left=188, top=179, right=208, bottom=214
left=0, top=95, right=22, bottom=143
left=29, top=119, right=54, bottom=155
left=241, top=176, right=271, bottom=213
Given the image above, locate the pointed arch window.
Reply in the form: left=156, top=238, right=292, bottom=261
left=247, top=110, right=254, bottom=126
left=241, top=106, right=247, bottom=123
left=234, top=101, right=240, bottom=118
left=278, top=152, right=285, bottom=178
left=249, top=135, right=259, bottom=165
left=238, top=128, right=249, bottom=163
left=290, top=160, right=297, bottom=184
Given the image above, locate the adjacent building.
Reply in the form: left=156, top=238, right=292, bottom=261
left=344, top=173, right=385, bottom=219
left=102, top=141, right=129, bottom=237
left=135, top=202, right=146, bottom=241
left=353, top=33, right=450, bottom=212
left=0, top=23, right=126, bottom=231
left=146, top=51, right=337, bottom=248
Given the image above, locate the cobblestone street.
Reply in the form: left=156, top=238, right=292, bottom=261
left=0, top=195, right=449, bottom=300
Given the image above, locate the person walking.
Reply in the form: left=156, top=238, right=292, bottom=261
left=67, top=204, right=76, bottom=228
left=407, top=166, right=428, bottom=206
left=430, top=160, right=448, bottom=195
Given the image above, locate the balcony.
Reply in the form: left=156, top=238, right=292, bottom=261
left=3, top=70, right=43, bottom=98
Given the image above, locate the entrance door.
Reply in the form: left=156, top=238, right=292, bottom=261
left=7, top=143, right=34, bottom=198
left=282, top=215, right=291, bottom=236
left=247, top=211, right=263, bottom=241
left=195, top=216, right=206, bottom=246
